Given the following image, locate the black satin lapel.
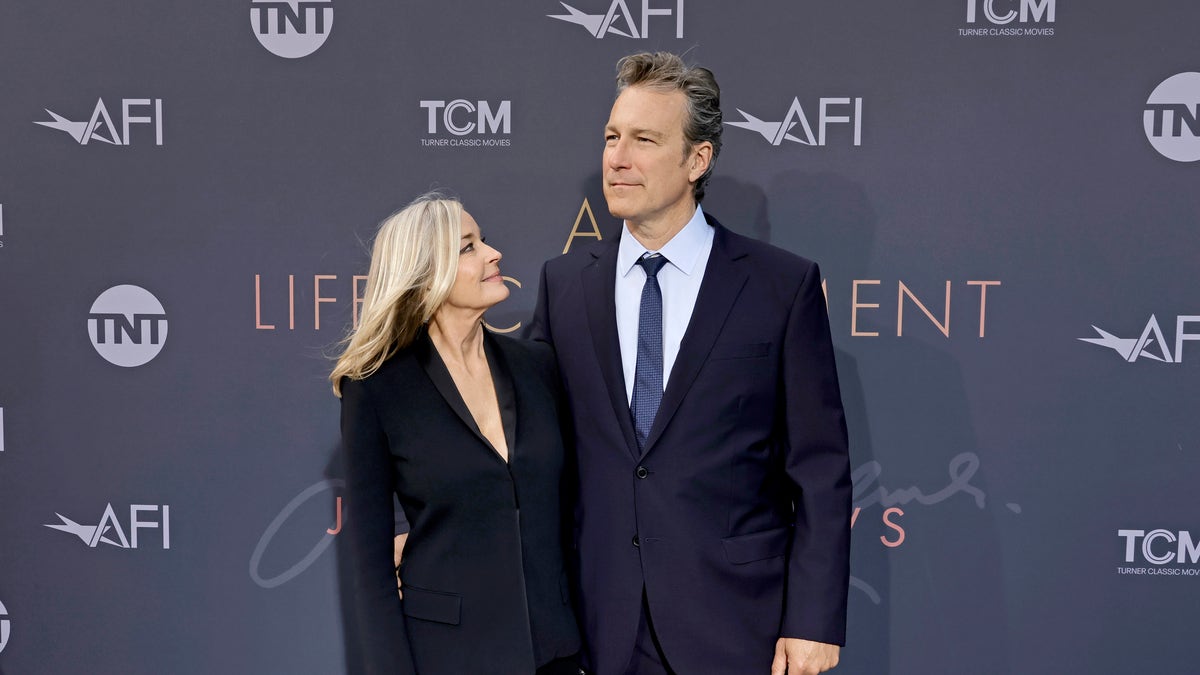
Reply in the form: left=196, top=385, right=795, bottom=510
left=643, top=226, right=749, bottom=454
left=415, top=331, right=496, bottom=452
left=581, top=248, right=641, bottom=459
left=484, top=332, right=517, bottom=455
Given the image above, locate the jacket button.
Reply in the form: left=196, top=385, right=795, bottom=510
left=635, top=466, right=649, bottom=479
left=632, top=535, right=640, bottom=547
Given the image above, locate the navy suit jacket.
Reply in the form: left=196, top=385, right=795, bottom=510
left=528, top=214, right=851, bottom=675
left=340, top=330, right=580, bottom=674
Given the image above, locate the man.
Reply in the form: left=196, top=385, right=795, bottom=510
left=529, top=52, right=851, bottom=675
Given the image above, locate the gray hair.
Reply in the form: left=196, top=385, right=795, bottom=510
left=615, top=52, right=722, bottom=202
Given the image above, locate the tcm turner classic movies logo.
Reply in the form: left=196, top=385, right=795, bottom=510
left=35, top=98, right=163, bottom=146
left=1118, top=529, right=1200, bottom=577
left=959, top=0, right=1055, bottom=37
left=251, top=0, right=333, bottom=58
left=419, top=99, right=512, bottom=148
left=1144, top=72, right=1200, bottom=163
left=547, top=0, right=683, bottom=39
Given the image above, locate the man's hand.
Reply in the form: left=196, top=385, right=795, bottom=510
left=393, top=533, right=408, bottom=598
left=771, top=638, right=840, bottom=675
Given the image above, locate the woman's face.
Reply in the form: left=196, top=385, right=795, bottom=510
left=442, top=211, right=509, bottom=313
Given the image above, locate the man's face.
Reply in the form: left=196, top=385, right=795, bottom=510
left=602, top=86, right=705, bottom=229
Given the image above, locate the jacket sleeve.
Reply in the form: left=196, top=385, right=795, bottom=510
left=340, top=377, right=418, bottom=674
left=524, top=261, right=553, bottom=347
left=779, top=262, right=853, bottom=646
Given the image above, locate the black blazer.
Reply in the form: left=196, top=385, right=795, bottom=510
left=340, top=330, right=580, bottom=674
left=528, top=215, right=852, bottom=675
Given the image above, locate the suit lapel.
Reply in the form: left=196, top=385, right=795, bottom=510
left=415, top=330, right=507, bottom=459
left=642, top=222, right=749, bottom=455
left=581, top=243, right=641, bottom=459
left=485, top=333, right=518, bottom=455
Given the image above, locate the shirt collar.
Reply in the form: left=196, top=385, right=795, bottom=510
left=617, top=205, right=710, bottom=278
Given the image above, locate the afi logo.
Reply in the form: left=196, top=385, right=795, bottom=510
left=251, top=0, right=333, bottom=59
left=45, top=504, right=171, bottom=549
left=1119, top=530, right=1200, bottom=565
left=1144, top=72, right=1200, bottom=163
left=1079, top=315, right=1200, bottom=363
left=420, top=100, right=511, bottom=135
left=0, top=599, right=7, bottom=654
left=88, top=285, right=168, bottom=368
left=966, top=0, right=1055, bottom=24
left=728, top=98, right=863, bottom=147
left=548, top=0, right=683, bottom=39
left=35, top=99, right=163, bottom=146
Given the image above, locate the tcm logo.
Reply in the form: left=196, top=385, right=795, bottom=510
left=419, top=100, right=512, bottom=147
left=88, top=285, right=168, bottom=368
left=1144, top=72, right=1200, bottom=163
left=35, top=99, right=163, bottom=146
left=1079, top=315, right=1199, bottom=364
left=0, top=599, right=7, bottom=654
left=966, top=0, right=1055, bottom=24
left=728, top=97, right=863, bottom=147
left=45, top=504, right=171, bottom=549
left=548, top=0, right=683, bottom=39
left=1119, top=529, right=1200, bottom=565
left=251, top=0, right=333, bottom=58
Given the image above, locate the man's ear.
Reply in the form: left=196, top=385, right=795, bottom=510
left=688, top=141, right=714, bottom=183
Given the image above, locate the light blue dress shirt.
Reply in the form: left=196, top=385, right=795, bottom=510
left=615, top=206, right=714, bottom=404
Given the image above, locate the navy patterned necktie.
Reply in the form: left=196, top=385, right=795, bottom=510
left=631, top=253, right=668, bottom=451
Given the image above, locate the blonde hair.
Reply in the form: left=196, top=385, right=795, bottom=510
left=330, top=193, right=462, bottom=396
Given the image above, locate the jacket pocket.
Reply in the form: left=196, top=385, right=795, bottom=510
left=721, top=526, right=790, bottom=564
left=402, top=585, right=462, bottom=625
left=709, top=341, right=771, bottom=360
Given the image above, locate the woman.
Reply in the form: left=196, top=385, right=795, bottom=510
left=332, top=193, right=580, bottom=674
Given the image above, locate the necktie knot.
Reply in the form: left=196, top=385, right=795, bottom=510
left=637, top=253, right=668, bottom=278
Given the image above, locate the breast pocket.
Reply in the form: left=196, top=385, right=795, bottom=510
left=402, top=584, right=462, bottom=625
left=709, top=341, right=771, bottom=361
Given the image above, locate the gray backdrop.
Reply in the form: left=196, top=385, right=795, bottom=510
left=1, top=1, right=1198, bottom=673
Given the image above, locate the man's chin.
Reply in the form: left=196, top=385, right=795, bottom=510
left=603, top=197, right=634, bottom=221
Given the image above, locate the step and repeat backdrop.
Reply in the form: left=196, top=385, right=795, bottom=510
left=1, top=1, right=1197, bottom=673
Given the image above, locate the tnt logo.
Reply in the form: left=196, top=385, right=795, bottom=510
left=548, top=0, right=683, bottom=39
left=45, top=504, right=171, bottom=549
left=251, top=0, right=333, bottom=58
left=1119, top=530, right=1200, bottom=565
left=727, top=97, right=863, bottom=147
left=966, top=0, right=1055, bottom=24
left=1144, top=72, right=1200, bottom=163
left=35, top=99, right=163, bottom=146
left=87, top=285, right=168, bottom=368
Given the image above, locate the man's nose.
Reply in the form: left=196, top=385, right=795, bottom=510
left=606, top=139, right=631, bottom=169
